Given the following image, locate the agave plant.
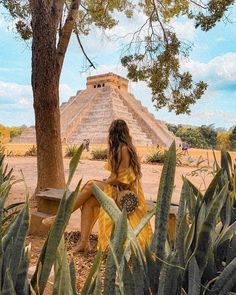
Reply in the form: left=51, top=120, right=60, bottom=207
left=90, top=142, right=236, bottom=295
left=0, top=144, right=84, bottom=294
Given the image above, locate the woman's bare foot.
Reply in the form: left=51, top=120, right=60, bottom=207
left=73, top=240, right=89, bottom=254
left=42, top=215, right=56, bottom=228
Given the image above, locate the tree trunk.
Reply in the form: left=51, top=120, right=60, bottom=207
left=31, top=1, right=65, bottom=194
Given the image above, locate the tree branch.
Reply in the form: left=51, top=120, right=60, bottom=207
left=56, top=0, right=81, bottom=73
left=74, top=25, right=96, bottom=69
left=189, top=0, right=207, bottom=9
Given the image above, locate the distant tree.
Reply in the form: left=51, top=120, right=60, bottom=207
left=1, top=0, right=234, bottom=193
left=166, top=123, right=179, bottom=134
left=176, top=127, right=208, bottom=148
left=217, top=132, right=231, bottom=150
left=0, top=125, right=10, bottom=143
left=199, top=124, right=217, bottom=148
left=229, top=126, right=236, bottom=150
left=9, top=127, right=23, bottom=139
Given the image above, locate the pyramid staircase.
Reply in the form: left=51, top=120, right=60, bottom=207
left=12, top=73, right=179, bottom=147
left=66, top=86, right=153, bottom=145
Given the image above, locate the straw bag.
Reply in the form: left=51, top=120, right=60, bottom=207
left=115, top=181, right=139, bottom=214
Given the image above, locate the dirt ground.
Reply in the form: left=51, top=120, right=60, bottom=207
left=4, top=149, right=236, bottom=291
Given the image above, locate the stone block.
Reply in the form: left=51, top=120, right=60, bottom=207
left=29, top=211, right=51, bottom=236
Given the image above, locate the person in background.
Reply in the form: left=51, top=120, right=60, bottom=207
left=182, top=141, right=189, bottom=155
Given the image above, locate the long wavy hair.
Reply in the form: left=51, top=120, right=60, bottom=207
left=108, top=119, right=141, bottom=177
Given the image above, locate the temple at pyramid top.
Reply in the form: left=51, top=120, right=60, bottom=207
left=13, top=73, right=179, bottom=147
left=86, top=72, right=129, bottom=91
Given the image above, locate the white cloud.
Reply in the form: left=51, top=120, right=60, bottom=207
left=170, top=19, right=196, bottom=42
left=60, top=84, right=74, bottom=101
left=0, top=13, right=17, bottom=32
left=183, top=52, right=236, bottom=84
left=0, top=81, right=75, bottom=126
left=0, top=81, right=32, bottom=105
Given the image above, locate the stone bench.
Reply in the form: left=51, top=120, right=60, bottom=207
left=145, top=199, right=178, bottom=243
left=30, top=188, right=178, bottom=242
left=29, top=188, right=68, bottom=236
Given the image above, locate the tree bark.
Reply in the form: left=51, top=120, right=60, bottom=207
left=30, top=0, right=80, bottom=195
left=30, top=1, right=65, bottom=192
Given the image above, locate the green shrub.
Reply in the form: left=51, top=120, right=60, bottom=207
left=147, top=148, right=183, bottom=165
left=91, top=148, right=108, bottom=160
left=65, top=144, right=80, bottom=158
left=146, top=149, right=167, bottom=163
left=25, top=145, right=37, bottom=156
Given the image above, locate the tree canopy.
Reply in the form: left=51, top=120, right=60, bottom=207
left=1, top=0, right=235, bottom=114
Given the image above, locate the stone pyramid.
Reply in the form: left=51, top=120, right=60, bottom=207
left=13, top=73, right=178, bottom=147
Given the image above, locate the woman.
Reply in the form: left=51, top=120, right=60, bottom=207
left=44, top=119, right=152, bottom=252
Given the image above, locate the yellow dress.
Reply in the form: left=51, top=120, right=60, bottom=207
left=98, top=163, right=153, bottom=251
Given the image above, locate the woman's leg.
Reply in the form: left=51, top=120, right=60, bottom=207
left=75, top=196, right=100, bottom=252
left=43, top=180, right=104, bottom=227
left=72, top=180, right=105, bottom=212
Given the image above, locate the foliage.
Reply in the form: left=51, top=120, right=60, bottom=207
left=199, top=125, right=217, bottom=148
left=168, top=124, right=219, bottom=149
left=65, top=144, right=81, bottom=158
left=229, top=126, right=236, bottom=150
left=1, top=138, right=236, bottom=294
left=0, top=124, right=24, bottom=143
left=91, top=142, right=236, bottom=294
left=24, top=145, right=37, bottom=156
left=0, top=146, right=24, bottom=233
left=0, top=143, right=83, bottom=294
left=91, top=148, right=108, bottom=160
left=9, top=126, right=23, bottom=139
left=120, top=1, right=234, bottom=114
left=176, top=126, right=208, bottom=148
left=217, top=131, right=231, bottom=150
left=146, top=149, right=167, bottom=163
left=1, top=0, right=234, bottom=114
left=168, top=124, right=236, bottom=150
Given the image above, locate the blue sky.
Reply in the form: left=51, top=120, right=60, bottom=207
left=0, top=5, right=236, bottom=129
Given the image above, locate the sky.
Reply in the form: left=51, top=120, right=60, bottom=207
left=0, top=4, right=236, bottom=129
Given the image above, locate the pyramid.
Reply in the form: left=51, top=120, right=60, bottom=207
left=13, top=73, right=178, bottom=147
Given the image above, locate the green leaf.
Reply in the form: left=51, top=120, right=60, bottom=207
left=9, top=202, right=29, bottom=285
left=209, top=257, right=236, bottom=295
left=92, top=184, right=120, bottom=224
left=93, top=271, right=102, bottom=295
left=217, top=220, right=236, bottom=247
left=151, top=141, right=176, bottom=291
left=69, top=258, right=78, bottom=295
left=52, top=237, right=73, bottom=295
left=81, top=251, right=102, bottom=295
left=31, top=182, right=80, bottom=294
left=67, top=144, right=83, bottom=186
left=15, top=245, right=30, bottom=295
left=185, top=179, right=203, bottom=200
left=221, top=150, right=231, bottom=181
left=188, top=256, right=200, bottom=295
left=2, top=269, right=16, bottom=295
left=203, top=169, right=223, bottom=205
left=158, top=253, right=182, bottom=295
left=131, top=251, right=145, bottom=295
left=194, top=184, right=228, bottom=273
left=104, top=209, right=128, bottom=295
left=122, top=258, right=135, bottom=295
left=133, top=205, right=156, bottom=237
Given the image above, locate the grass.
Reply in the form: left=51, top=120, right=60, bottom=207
left=91, top=148, right=108, bottom=160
